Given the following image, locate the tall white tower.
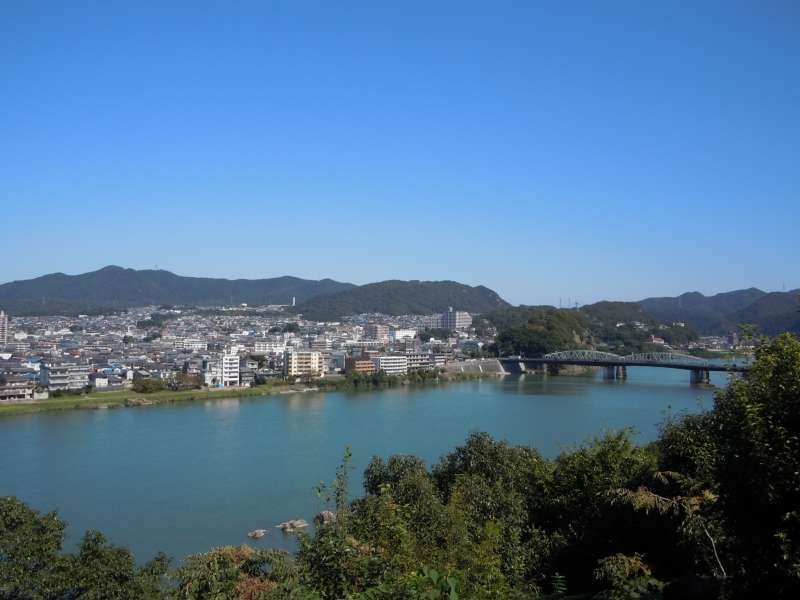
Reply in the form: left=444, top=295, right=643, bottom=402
left=0, top=310, right=8, bottom=347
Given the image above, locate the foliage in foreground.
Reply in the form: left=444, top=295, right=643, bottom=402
left=2, top=334, right=799, bottom=599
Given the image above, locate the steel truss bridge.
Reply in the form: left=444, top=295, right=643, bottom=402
left=499, top=350, right=749, bottom=383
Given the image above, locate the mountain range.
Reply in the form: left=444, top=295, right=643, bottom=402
left=638, top=288, right=800, bottom=335
left=1, top=267, right=798, bottom=334
left=0, top=266, right=355, bottom=315
left=0, top=266, right=509, bottom=319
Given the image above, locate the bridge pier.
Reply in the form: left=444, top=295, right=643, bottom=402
left=690, top=369, right=710, bottom=385
left=616, top=365, right=627, bottom=380
left=603, top=366, right=616, bottom=380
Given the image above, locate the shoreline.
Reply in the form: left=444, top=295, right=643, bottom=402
left=0, top=371, right=499, bottom=417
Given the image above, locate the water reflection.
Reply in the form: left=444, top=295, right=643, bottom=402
left=0, top=374, right=721, bottom=564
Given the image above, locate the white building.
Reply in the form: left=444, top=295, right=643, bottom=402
left=0, top=310, right=8, bottom=347
left=221, top=354, right=240, bottom=387
left=441, top=308, right=472, bottom=331
left=284, top=351, right=325, bottom=378
left=40, top=363, right=91, bottom=391
left=390, top=328, right=417, bottom=342
left=406, top=352, right=435, bottom=371
left=176, top=338, right=207, bottom=352
left=372, top=355, right=409, bottom=375
left=254, top=341, right=286, bottom=354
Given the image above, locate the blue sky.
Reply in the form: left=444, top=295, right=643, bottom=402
left=1, top=1, right=798, bottom=305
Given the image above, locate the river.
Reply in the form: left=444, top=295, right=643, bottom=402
left=0, top=367, right=729, bottom=563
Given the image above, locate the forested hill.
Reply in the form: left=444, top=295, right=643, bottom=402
left=0, top=266, right=355, bottom=315
left=295, top=280, right=510, bottom=321
left=484, top=301, right=698, bottom=356
left=639, top=288, right=800, bottom=334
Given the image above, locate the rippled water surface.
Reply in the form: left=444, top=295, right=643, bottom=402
left=0, top=368, right=728, bottom=562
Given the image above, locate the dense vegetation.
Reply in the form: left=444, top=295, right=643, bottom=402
left=485, top=306, right=590, bottom=356
left=295, top=280, right=510, bottom=321
left=3, top=334, right=799, bottom=599
left=484, top=303, right=698, bottom=357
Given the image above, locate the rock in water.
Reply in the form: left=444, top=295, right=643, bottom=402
left=247, top=529, right=268, bottom=539
left=276, top=519, right=310, bottom=532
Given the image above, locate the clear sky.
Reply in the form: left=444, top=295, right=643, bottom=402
left=2, top=1, right=798, bottom=305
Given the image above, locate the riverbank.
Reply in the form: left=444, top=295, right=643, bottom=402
left=0, top=370, right=500, bottom=417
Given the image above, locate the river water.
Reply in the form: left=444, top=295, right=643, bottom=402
left=0, top=368, right=729, bottom=563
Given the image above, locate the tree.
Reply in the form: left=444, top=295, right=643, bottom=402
left=0, top=497, right=65, bottom=598
left=712, top=333, right=800, bottom=597
left=0, top=497, right=169, bottom=599
left=132, top=379, right=167, bottom=393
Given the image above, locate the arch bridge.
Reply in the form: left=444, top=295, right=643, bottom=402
left=498, top=350, right=749, bottom=384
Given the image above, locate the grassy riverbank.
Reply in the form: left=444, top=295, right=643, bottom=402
left=0, top=384, right=285, bottom=417
left=0, top=371, right=499, bottom=417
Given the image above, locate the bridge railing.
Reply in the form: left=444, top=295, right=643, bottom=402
left=623, top=352, right=709, bottom=367
left=539, top=350, right=711, bottom=367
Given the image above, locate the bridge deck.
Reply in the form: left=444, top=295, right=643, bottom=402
left=499, top=357, right=748, bottom=372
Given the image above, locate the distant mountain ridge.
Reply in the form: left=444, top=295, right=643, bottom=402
left=0, top=266, right=355, bottom=315
left=639, top=288, right=800, bottom=335
left=0, top=267, right=510, bottom=319
left=296, top=280, right=511, bottom=321
left=2, top=267, right=797, bottom=334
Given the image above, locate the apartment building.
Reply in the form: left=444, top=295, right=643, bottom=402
left=40, top=363, right=91, bottom=391
left=406, top=352, right=435, bottom=372
left=0, top=310, right=8, bottom=347
left=372, top=354, right=409, bottom=375
left=254, top=341, right=286, bottom=354
left=441, top=308, right=472, bottom=331
left=390, top=328, right=417, bottom=342
left=284, top=351, right=325, bottom=378
left=364, top=324, right=389, bottom=341
left=345, top=356, right=377, bottom=375
left=221, top=354, right=240, bottom=387
left=175, top=338, right=207, bottom=352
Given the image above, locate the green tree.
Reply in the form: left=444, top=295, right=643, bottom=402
left=712, top=333, right=800, bottom=597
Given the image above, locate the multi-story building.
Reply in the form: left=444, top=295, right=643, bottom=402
left=221, top=354, right=240, bottom=387
left=309, top=336, right=331, bottom=351
left=364, top=324, right=389, bottom=341
left=284, top=351, right=324, bottom=378
left=0, top=376, right=37, bottom=402
left=372, top=354, right=408, bottom=375
left=176, top=338, right=207, bottom=352
left=0, top=310, right=8, bottom=347
left=441, top=308, right=472, bottom=331
left=420, top=314, right=443, bottom=330
left=40, top=363, right=91, bottom=391
left=254, top=341, right=286, bottom=354
left=345, top=356, right=377, bottom=375
left=202, top=358, right=222, bottom=387
left=238, top=357, right=256, bottom=387
left=390, top=328, right=417, bottom=342
left=406, top=352, right=435, bottom=372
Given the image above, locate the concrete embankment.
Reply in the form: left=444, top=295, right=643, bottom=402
left=443, top=359, right=507, bottom=375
